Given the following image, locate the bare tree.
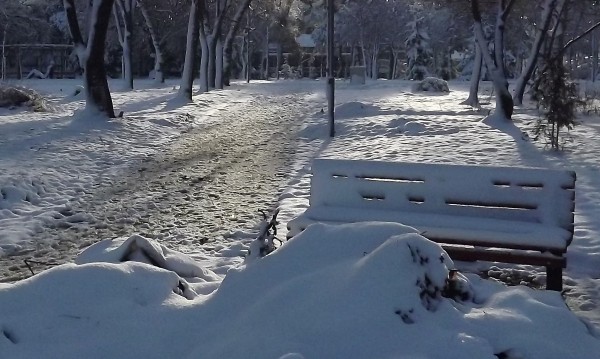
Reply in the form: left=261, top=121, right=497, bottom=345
left=113, top=0, right=136, bottom=89
left=179, top=0, right=202, bottom=101
left=199, top=0, right=210, bottom=93
left=1, top=9, right=7, bottom=82
left=138, top=0, right=165, bottom=83
left=63, top=0, right=116, bottom=118
left=222, top=0, right=253, bottom=86
left=461, top=30, right=483, bottom=108
left=512, top=0, right=558, bottom=106
left=208, top=0, right=229, bottom=89
left=471, top=0, right=516, bottom=121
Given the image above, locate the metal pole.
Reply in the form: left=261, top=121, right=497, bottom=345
left=1, top=27, right=6, bottom=82
left=246, top=36, right=250, bottom=83
left=246, top=13, right=251, bottom=83
left=592, top=31, right=597, bottom=83
left=327, top=0, right=335, bottom=137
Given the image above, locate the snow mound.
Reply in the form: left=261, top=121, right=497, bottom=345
left=76, top=234, right=221, bottom=283
left=193, top=222, right=600, bottom=358
left=413, top=77, right=450, bottom=93
left=335, top=101, right=381, bottom=119
left=1, top=222, right=600, bottom=358
left=403, top=120, right=427, bottom=134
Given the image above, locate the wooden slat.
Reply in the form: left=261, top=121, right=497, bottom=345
left=426, top=235, right=567, bottom=253
left=442, top=246, right=566, bottom=268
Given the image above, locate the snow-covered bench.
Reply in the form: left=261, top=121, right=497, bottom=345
left=287, top=159, right=576, bottom=291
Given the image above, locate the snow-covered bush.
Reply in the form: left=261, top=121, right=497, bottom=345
left=279, top=64, right=300, bottom=79
left=0, top=85, right=50, bottom=111
left=412, top=77, right=449, bottom=92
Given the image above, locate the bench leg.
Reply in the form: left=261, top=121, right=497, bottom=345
left=546, top=266, right=563, bottom=291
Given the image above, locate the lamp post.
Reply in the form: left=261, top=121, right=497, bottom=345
left=244, top=25, right=252, bottom=83
left=1, top=10, right=7, bottom=82
left=244, top=11, right=255, bottom=84
left=246, top=34, right=251, bottom=83
left=1, top=25, right=6, bottom=82
left=326, top=0, right=335, bottom=137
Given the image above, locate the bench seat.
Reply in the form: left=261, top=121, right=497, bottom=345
left=287, top=206, right=572, bottom=252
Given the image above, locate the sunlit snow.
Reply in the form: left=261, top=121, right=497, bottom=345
left=1, top=78, right=600, bottom=358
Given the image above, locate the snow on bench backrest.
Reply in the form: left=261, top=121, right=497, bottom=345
left=310, top=159, right=575, bottom=233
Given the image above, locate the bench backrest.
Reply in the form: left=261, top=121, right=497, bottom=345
left=310, top=159, right=576, bottom=234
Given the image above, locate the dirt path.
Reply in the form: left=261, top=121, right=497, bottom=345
left=0, top=90, right=318, bottom=282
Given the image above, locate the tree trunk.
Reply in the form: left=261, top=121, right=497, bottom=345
left=392, top=49, right=401, bottom=79
left=114, top=0, right=134, bottom=89
left=179, top=0, right=200, bottom=101
left=199, top=22, right=209, bottom=92
left=387, top=46, right=394, bottom=79
left=361, top=41, right=367, bottom=78
left=493, top=2, right=508, bottom=79
left=215, top=38, right=223, bottom=88
left=276, top=43, right=281, bottom=80
left=64, top=0, right=116, bottom=118
left=471, top=0, right=514, bottom=121
left=240, top=37, right=247, bottom=81
left=264, top=26, right=269, bottom=79
left=222, top=0, right=251, bottom=86
left=593, top=31, right=598, bottom=82
left=209, top=0, right=228, bottom=88
left=208, top=35, right=216, bottom=87
left=139, top=1, right=164, bottom=83
left=112, top=7, right=124, bottom=76
left=371, top=43, right=379, bottom=80
left=513, top=0, right=557, bottom=105
left=461, top=36, right=482, bottom=107
left=123, top=0, right=134, bottom=89
left=1, top=25, right=7, bottom=82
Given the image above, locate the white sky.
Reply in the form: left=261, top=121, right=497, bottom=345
left=0, top=78, right=599, bottom=358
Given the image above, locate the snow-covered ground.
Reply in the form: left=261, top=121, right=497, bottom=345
left=1, top=78, right=600, bottom=358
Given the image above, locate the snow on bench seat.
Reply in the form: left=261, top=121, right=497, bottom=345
left=287, top=159, right=576, bottom=291
left=288, top=207, right=572, bottom=251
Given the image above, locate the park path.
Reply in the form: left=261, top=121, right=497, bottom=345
left=0, top=85, right=321, bottom=281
